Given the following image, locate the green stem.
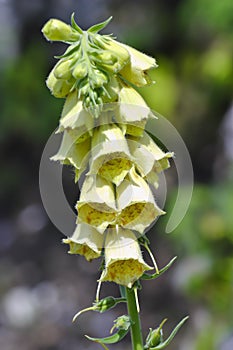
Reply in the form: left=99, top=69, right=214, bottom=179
left=126, top=287, right=144, bottom=350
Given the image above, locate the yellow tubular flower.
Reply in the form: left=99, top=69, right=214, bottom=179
left=50, top=131, right=91, bottom=182
left=101, top=227, right=152, bottom=287
left=63, top=223, right=104, bottom=261
left=116, top=167, right=165, bottom=234
left=118, top=43, right=158, bottom=87
left=128, top=131, right=173, bottom=188
left=88, top=123, right=133, bottom=186
left=115, top=85, right=152, bottom=137
left=77, top=175, right=117, bottom=233
left=58, top=91, right=94, bottom=139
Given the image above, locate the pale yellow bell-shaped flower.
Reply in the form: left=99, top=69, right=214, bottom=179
left=116, top=167, right=165, bottom=234
left=115, top=85, right=152, bottom=136
left=88, top=123, right=132, bottom=185
left=50, top=131, right=91, bottom=182
left=100, top=227, right=152, bottom=287
left=63, top=223, right=104, bottom=261
left=128, top=131, right=173, bottom=188
left=57, top=91, right=94, bottom=139
left=118, top=43, right=157, bottom=87
left=77, top=175, right=117, bottom=233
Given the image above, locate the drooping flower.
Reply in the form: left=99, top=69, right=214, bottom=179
left=119, top=43, right=158, bottom=87
left=100, top=227, right=152, bottom=287
left=88, top=123, right=133, bottom=185
left=77, top=175, right=117, bottom=233
left=51, top=131, right=91, bottom=182
left=128, top=131, right=173, bottom=188
left=57, top=91, right=94, bottom=137
left=63, top=222, right=104, bottom=261
left=115, top=84, right=153, bottom=137
left=116, top=167, right=165, bottom=234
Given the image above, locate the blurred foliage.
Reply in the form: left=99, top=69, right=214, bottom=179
left=164, top=181, right=233, bottom=348
left=0, top=46, right=63, bottom=143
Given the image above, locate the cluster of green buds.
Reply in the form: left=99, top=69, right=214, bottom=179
left=42, top=13, right=187, bottom=349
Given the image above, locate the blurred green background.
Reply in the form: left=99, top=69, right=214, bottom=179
left=0, top=0, right=233, bottom=349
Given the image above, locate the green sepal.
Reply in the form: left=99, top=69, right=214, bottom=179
left=144, top=319, right=167, bottom=349
left=71, top=13, right=83, bottom=34
left=54, top=43, right=80, bottom=59
left=141, top=257, right=177, bottom=280
left=146, top=316, right=189, bottom=349
left=85, top=315, right=131, bottom=345
left=88, top=16, right=113, bottom=34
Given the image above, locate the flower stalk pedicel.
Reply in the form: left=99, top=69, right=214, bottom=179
left=42, top=13, right=188, bottom=350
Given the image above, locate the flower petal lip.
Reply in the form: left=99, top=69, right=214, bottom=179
left=116, top=167, right=165, bottom=234
left=121, top=43, right=157, bottom=71
left=78, top=175, right=117, bottom=212
left=88, top=123, right=133, bottom=185
left=76, top=175, right=117, bottom=233
left=76, top=207, right=116, bottom=233
left=50, top=131, right=91, bottom=181
left=63, top=222, right=104, bottom=261
left=58, top=91, right=94, bottom=132
left=118, top=43, right=158, bottom=87
left=128, top=131, right=173, bottom=178
left=100, top=227, right=152, bottom=287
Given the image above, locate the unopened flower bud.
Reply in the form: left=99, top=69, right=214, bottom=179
left=46, top=68, right=74, bottom=98
left=92, top=69, right=108, bottom=88
left=96, top=38, right=130, bottom=73
left=72, top=62, right=88, bottom=79
left=145, top=319, right=167, bottom=349
left=42, top=19, right=80, bottom=42
left=53, top=59, right=73, bottom=80
left=94, top=296, right=117, bottom=313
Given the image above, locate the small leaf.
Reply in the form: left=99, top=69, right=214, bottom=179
left=71, top=12, right=83, bottom=34
left=85, top=328, right=130, bottom=345
left=86, top=315, right=131, bottom=345
left=88, top=16, right=113, bottom=34
left=141, top=257, right=177, bottom=280
left=148, top=316, right=189, bottom=349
